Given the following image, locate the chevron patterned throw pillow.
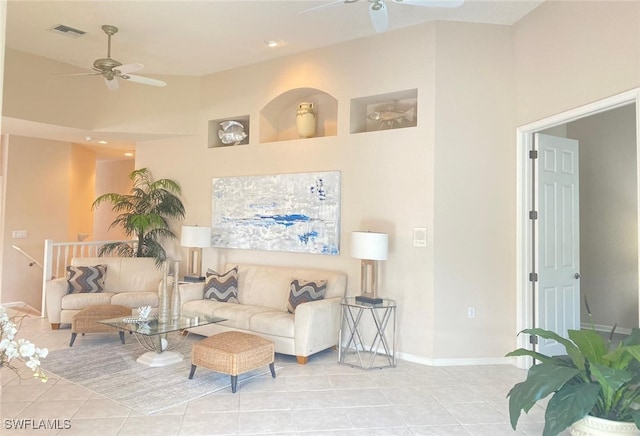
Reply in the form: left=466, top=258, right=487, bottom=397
left=66, top=264, right=107, bottom=294
left=287, top=279, right=327, bottom=314
left=203, top=266, right=239, bottom=303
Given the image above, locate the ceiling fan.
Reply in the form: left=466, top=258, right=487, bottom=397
left=303, top=0, right=464, bottom=33
left=70, top=25, right=166, bottom=91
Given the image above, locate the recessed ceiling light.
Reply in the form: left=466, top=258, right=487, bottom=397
left=97, top=140, right=108, bottom=144
left=84, top=136, right=92, bottom=141
left=124, top=152, right=134, bottom=157
left=265, top=40, right=282, bottom=48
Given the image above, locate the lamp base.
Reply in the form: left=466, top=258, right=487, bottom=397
left=355, top=295, right=383, bottom=305
left=183, top=275, right=205, bottom=283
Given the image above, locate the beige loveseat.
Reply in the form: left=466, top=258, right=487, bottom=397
left=180, top=263, right=347, bottom=364
left=45, top=257, right=163, bottom=329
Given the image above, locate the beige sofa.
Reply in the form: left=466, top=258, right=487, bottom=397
left=180, top=263, right=347, bottom=364
left=45, top=257, right=164, bottom=329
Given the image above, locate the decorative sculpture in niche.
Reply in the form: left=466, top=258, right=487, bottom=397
left=368, top=106, right=415, bottom=130
left=296, top=102, right=316, bottom=138
left=218, top=120, right=247, bottom=145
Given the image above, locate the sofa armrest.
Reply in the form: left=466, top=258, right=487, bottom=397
left=294, top=297, right=342, bottom=358
left=45, top=277, right=68, bottom=324
left=179, top=282, right=205, bottom=304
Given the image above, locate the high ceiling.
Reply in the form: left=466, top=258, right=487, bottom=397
left=3, top=0, right=543, bottom=159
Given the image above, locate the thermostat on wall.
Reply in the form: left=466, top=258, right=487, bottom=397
left=413, top=227, right=427, bottom=247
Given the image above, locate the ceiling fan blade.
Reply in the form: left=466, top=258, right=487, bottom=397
left=369, top=1, right=389, bottom=33
left=122, top=74, right=167, bottom=87
left=105, top=77, right=119, bottom=91
left=391, top=0, right=464, bottom=7
left=53, top=71, right=102, bottom=77
left=115, top=63, right=144, bottom=74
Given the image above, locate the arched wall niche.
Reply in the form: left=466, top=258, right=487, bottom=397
left=259, top=87, right=338, bottom=143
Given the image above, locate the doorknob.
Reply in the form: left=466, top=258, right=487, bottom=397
left=574, top=273, right=581, bottom=279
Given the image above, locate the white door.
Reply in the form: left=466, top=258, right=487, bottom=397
left=535, top=133, right=581, bottom=357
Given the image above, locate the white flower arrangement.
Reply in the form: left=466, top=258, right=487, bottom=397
left=0, top=305, right=48, bottom=382
left=136, top=305, right=152, bottom=320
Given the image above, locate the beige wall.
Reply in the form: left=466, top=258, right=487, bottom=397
left=514, top=1, right=640, bottom=126
left=568, top=104, right=638, bottom=330
left=433, top=22, right=515, bottom=359
left=93, top=159, right=135, bottom=241
left=136, top=24, right=438, bottom=361
left=3, top=1, right=640, bottom=361
left=2, top=51, right=101, bottom=129
left=2, top=136, right=71, bottom=308
left=514, top=1, right=640, bottom=336
left=68, top=144, right=96, bottom=242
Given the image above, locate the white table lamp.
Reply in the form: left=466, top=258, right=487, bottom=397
left=351, top=231, right=388, bottom=304
left=181, top=225, right=211, bottom=282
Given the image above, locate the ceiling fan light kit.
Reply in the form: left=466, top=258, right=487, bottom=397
left=303, top=0, right=464, bottom=33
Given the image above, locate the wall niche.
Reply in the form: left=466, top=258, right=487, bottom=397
left=260, top=88, right=337, bottom=143
left=208, top=115, right=250, bottom=148
left=350, top=89, right=417, bottom=133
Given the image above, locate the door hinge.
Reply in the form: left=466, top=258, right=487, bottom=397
left=529, top=210, right=538, bottom=220
left=529, top=150, right=538, bottom=159
left=529, top=272, right=538, bottom=282
left=529, top=335, right=538, bottom=345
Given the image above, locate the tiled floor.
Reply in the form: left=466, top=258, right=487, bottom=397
left=1, top=309, right=562, bottom=435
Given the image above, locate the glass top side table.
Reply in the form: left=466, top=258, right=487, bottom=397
left=338, top=296, right=396, bottom=369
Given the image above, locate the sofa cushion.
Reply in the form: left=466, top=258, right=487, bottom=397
left=116, top=257, right=163, bottom=293
left=249, top=311, right=295, bottom=338
left=209, top=304, right=277, bottom=330
left=182, top=299, right=227, bottom=320
left=235, top=265, right=292, bottom=311
left=287, top=279, right=327, bottom=313
left=111, top=291, right=159, bottom=309
left=61, top=292, right=115, bottom=310
left=203, top=267, right=239, bottom=303
left=67, top=264, right=108, bottom=294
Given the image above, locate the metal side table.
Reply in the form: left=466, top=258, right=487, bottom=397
left=338, top=296, right=396, bottom=369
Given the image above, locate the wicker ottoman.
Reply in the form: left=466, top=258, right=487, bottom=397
left=70, top=304, right=131, bottom=347
left=189, top=331, right=276, bottom=393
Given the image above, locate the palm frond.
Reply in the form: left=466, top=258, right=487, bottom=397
left=93, top=168, right=184, bottom=265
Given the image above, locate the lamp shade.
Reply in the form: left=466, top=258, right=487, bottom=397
left=350, top=231, right=388, bottom=261
left=180, top=226, right=211, bottom=248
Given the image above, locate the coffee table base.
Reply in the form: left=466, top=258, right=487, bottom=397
left=137, top=351, right=184, bottom=367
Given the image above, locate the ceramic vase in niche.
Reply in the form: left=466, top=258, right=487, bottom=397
left=296, top=102, right=316, bottom=138
left=158, top=261, right=170, bottom=323
left=170, top=261, right=181, bottom=322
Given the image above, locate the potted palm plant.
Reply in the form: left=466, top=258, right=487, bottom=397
left=92, top=168, right=185, bottom=266
left=506, top=305, right=640, bottom=436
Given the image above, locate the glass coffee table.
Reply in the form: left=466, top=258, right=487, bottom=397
left=99, top=315, right=226, bottom=367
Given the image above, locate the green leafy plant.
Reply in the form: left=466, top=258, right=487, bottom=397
left=506, top=304, right=640, bottom=436
left=92, top=168, right=185, bottom=266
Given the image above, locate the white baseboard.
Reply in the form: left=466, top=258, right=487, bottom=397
left=397, top=351, right=515, bottom=367
left=581, top=322, right=633, bottom=336
left=340, top=342, right=516, bottom=367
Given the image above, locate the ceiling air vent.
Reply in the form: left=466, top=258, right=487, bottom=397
left=49, top=24, right=86, bottom=38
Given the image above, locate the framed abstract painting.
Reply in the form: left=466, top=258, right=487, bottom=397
left=211, top=171, right=340, bottom=255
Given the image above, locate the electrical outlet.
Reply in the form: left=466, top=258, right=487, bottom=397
left=468, top=307, right=476, bottom=319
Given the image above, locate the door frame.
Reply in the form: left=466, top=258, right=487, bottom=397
left=516, top=88, right=640, bottom=369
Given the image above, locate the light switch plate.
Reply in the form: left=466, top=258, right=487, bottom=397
left=413, top=227, right=427, bottom=247
left=12, top=230, right=27, bottom=239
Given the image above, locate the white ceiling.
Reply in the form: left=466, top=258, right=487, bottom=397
left=3, top=0, right=543, bottom=159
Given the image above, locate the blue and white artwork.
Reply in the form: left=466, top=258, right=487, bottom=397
left=211, top=171, right=340, bottom=255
